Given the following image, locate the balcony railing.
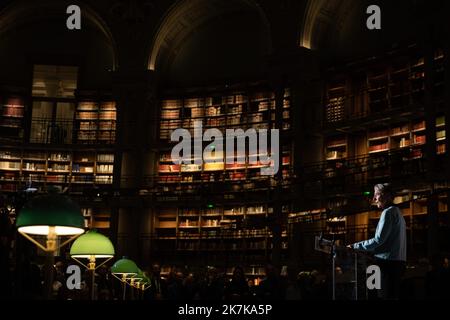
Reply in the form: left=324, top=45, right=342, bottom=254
left=321, top=80, right=449, bottom=128
left=30, top=119, right=75, bottom=144
left=301, top=150, right=429, bottom=192
left=324, top=93, right=427, bottom=128
left=30, top=118, right=116, bottom=144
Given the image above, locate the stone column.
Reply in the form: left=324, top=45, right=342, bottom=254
left=267, top=47, right=319, bottom=269
left=111, top=69, right=158, bottom=261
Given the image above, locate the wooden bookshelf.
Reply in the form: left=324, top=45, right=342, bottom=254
left=367, top=65, right=389, bottom=113
left=325, top=78, right=346, bottom=123
left=322, top=114, right=445, bottom=198
left=75, top=100, right=116, bottom=144
left=0, top=148, right=114, bottom=193
left=0, top=146, right=115, bottom=239
left=82, top=207, right=112, bottom=230
left=324, top=48, right=443, bottom=125
left=433, top=49, right=445, bottom=100
left=389, top=60, right=411, bottom=109
left=368, top=127, right=389, bottom=154
left=318, top=47, right=448, bottom=258
left=325, top=135, right=347, bottom=160
left=390, top=123, right=411, bottom=148
left=364, top=116, right=444, bottom=158
left=0, top=95, right=25, bottom=139
left=158, top=88, right=290, bottom=191
left=436, top=115, right=446, bottom=154
left=154, top=87, right=292, bottom=264
left=154, top=204, right=276, bottom=245
left=409, top=55, right=425, bottom=104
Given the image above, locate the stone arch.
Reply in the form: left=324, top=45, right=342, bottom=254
left=299, top=0, right=424, bottom=60
left=299, top=0, right=356, bottom=50
left=147, top=0, right=272, bottom=72
left=0, top=0, right=118, bottom=70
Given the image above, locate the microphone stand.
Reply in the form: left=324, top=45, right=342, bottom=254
left=331, top=238, right=336, bottom=300
left=332, top=239, right=358, bottom=300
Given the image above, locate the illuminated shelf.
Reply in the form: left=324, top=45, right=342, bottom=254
left=154, top=86, right=292, bottom=265
left=0, top=148, right=114, bottom=191
left=325, top=135, right=347, bottom=160
left=75, top=100, right=116, bottom=144
left=0, top=96, right=25, bottom=140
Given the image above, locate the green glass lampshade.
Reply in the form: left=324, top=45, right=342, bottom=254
left=111, top=257, right=139, bottom=276
left=131, top=268, right=144, bottom=281
left=134, top=276, right=148, bottom=288
left=140, top=277, right=151, bottom=290
left=16, top=193, right=84, bottom=235
left=70, top=230, right=115, bottom=258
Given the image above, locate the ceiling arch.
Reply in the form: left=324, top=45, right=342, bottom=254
left=0, top=0, right=118, bottom=70
left=299, top=0, right=427, bottom=61
left=147, top=0, right=271, bottom=71
left=299, top=0, right=356, bottom=50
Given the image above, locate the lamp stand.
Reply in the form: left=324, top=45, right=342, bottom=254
left=89, top=255, right=96, bottom=300
left=44, top=227, right=57, bottom=299
left=44, top=251, right=55, bottom=299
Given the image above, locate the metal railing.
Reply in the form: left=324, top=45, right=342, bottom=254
left=0, top=118, right=116, bottom=145
left=322, top=80, right=449, bottom=127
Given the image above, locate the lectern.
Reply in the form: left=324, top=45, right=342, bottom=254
left=315, top=235, right=359, bottom=300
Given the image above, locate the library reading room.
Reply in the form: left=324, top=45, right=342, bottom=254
left=0, top=0, right=449, bottom=303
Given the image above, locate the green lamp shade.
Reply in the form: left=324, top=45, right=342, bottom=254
left=70, top=230, right=115, bottom=258
left=131, top=268, right=144, bottom=281
left=111, top=257, right=139, bottom=275
left=16, top=193, right=84, bottom=235
left=140, top=276, right=150, bottom=289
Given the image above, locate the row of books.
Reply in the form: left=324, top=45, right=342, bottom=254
left=2, top=105, right=24, bottom=117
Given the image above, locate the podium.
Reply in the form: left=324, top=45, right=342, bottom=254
left=315, top=235, right=373, bottom=300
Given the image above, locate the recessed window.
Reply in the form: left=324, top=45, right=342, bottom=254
left=30, top=65, right=78, bottom=143
left=32, top=65, right=78, bottom=98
